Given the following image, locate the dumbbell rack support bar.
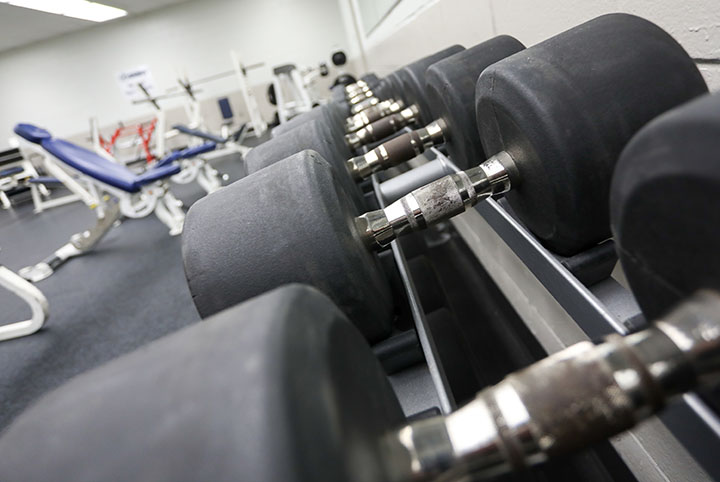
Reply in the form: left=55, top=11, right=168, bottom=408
left=420, top=146, right=720, bottom=480
left=371, top=174, right=455, bottom=415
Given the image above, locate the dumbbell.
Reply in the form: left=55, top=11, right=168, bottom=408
left=275, top=44, right=463, bottom=141
left=341, top=44, right=463, bottom=136
left=183, top=14, right=707, bottom=340
left=347, top=35, right=525, bottom=167
left=344, top=44, right=463, bottom=113
left=611, top=90, right=720, bottom=321
left=342, top=51, right=461, bottom=136
left=344, top=36, right=526, bottom=151
left=344, top=44, right=473, bottom=141
left=3, top=283, right=719, bottom=481
left=277, top=44, right=461, bottom=139
left=246, top=36, right=526, bottom=215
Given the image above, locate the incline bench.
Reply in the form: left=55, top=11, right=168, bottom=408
left=13, top=123, right=186, bottom=281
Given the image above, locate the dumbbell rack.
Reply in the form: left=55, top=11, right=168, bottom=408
left=373, top=145, right=720, bottom=481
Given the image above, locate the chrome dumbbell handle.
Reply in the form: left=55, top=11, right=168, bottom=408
left=347, top=119, right=447, bottom=181
left=345, top=100, right=405, bottom=133
left=345, top=105, right=421, bottom=150
left=344, top=80, right=370, bottom=98
left=355, top=151, right=514, bottom=250
left=350, top=96, right=381, bottom=115
left=383, top=290, right=720, bottom=481
left=348, top=89, right=375, bottom=105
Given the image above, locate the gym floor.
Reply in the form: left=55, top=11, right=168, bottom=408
left=0, top=151, right=249, bottom=431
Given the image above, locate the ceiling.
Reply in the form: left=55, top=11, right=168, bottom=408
left=0, top=0, right=192, bottom=53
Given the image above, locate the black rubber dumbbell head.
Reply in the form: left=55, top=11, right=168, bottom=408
left=321, top=100, right=355, bottom=157
left=272, top=101, right=351, bottom=146
left=425, top=35, right=525, bottom=170
left=0, top=285, right=405, bottom=482
left=373, top=71, right=404, bottom=103
left=183, top=151, right=394, bottom=341
left=476, top=13, right=708, bottom=256
left=245, top=118, right=366, bottom=211
left=395, top=44, right=464, bottom=125
left=272, top=105, right=327, bottom=137
left=361, top=72, right=380, bottom=86
left=611, top=92, right=720, bottom=320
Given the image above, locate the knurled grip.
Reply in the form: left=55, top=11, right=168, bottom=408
left=409, top=174, right=472, bottom=227
left=362, top=107, right=385, bottom=125
left=378, top=131, right=423, bottom=168
left=502, top=338, right=653, bottom=458
left=365, top=114, right=401, bottom=143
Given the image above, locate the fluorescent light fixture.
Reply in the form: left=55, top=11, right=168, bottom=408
left=2, top=0, right=127, bottom=22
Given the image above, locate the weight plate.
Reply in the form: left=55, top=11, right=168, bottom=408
left=245, top=118, right=366, bottom=211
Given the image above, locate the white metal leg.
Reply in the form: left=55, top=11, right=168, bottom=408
left=154, top=190, right=184, bottom=236
left=0, top=265, right=49, bottom=341
left=0, top=191, right=10, bottom=209
left=19, top=203, right=121, bottom=282
left=32, top=190, right=83, bottom=214
left=40, top=158, right=98, bottom=208
left=197, top=162, right=222, bottom=194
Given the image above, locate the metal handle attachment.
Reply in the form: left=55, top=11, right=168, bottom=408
left=383, top=290, right=720, bottom=481
left=345, top=100, right=405, bottom=133
left=345, top=105, right=421, bottom=150
left=347, top=119, right=448, bottom=181
left=355, top=151, right=514, bottom=250
left=350, top=96, right=381, bottom=115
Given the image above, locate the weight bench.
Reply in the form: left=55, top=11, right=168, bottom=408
left=13, top=123, right=186, bottom=282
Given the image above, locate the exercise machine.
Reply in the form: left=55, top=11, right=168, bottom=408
left=230, top=50, right=268, bottom=138
left=269, top=64, right=314, bottom=124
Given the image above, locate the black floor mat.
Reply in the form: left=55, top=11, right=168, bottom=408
left=0, top=151, right=249, bottom=431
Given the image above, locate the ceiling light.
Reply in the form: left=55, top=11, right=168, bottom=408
left=3, top=0, right=127, bottom=22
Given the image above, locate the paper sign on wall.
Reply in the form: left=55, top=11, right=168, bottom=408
left=116, top=65, right=157, bottom=102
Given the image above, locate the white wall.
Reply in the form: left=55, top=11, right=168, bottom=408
left=341, top=0, right=720, bottom=90
left=0, top=0, right=349, bottom=148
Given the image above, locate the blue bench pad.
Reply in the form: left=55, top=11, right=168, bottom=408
left=14, top=123, right=180, bottom=193
left=14, top=124, right=51, bottom=144
left=157, top=141, right=217, bottom=167
left=173, top=124, right=226, bottom=144
left=28, top=177, right=62, bottom=184
left=41, top=139, right=180, bottom=193
left=0, top=166, right=24, bottom=178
